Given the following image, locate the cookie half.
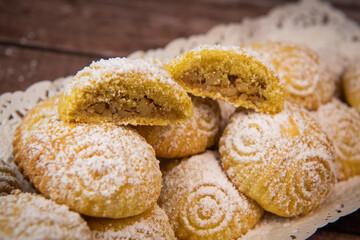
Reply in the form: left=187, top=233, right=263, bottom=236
left=59, top=58, right=193, bottom=125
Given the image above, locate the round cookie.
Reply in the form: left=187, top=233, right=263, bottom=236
left=250, top=42, right=335, bottom=110
left=165, top=44, right=284, bottom=113
left=219, top=102, right=337, bottom=217
left=86, top=204, right=176, bottom=240
left=58, top=57, right=193, bottom=126
left=0, top=160, right=21, bottom=195
left=13, top=116, right=162, bottom=218
left=135, top=96, right=221, bottom=159
left=13, top=96, right=58, bottom=155
left=316, top=48, right=348, bottom=99
left=159, top=150, right=263, bottom=240
left=342, top=59, right=360, bottom=113
left=0, top=192, right=92, bottom=240
left=312, top=98, right=360, bottom=180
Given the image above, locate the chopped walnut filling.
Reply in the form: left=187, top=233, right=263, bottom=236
left=86, top=96, right=159, bottom=118
left=183, top=70, right=267, bottom=103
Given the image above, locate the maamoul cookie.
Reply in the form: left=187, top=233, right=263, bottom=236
left=0, top=160, right=21, bottom=195
left=13, top=96, right=58, bottom=155
left=342, top=59, right=360, bottom=113
left=165, top=45, right=284, bottom=113
left=250, top=42, right=334, bottom=110
left=58, top=57, right=193, bottom=125
left=86, top=204, right=176, bottom=240
left=219, top=102, right=337, bottom=217
left=0, top=192, right=92, bottom=240
left=312, top=98, right=360, bottom=180
left=159, top=151, right=263, bottom=240
left=135, top=96, right=221, bottom=159
left=13, top=116, right=162, bottom=218
left=316, top=49, right=348, bottom=99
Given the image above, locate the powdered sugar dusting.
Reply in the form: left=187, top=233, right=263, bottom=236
left=250, top=42, right=329, bottom=110
left=0, top=193, right=91, bottom=240
left=136, top=96, right=221, bottom=158
left=63, top=57, right=184, bottom=97
left=88, top=205, right=176, bottom=240
left=312, top=98, right=360, bottom=180
left=220, top=102, right=337, bottom=217
left=184, top=44, right=277, bottom=74
left=15, top=115, right=161, bottom=217
left=159, top=150, right=262, bottom=239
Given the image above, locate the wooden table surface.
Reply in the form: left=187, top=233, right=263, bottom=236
left=1, top=0, right=359, bottom=239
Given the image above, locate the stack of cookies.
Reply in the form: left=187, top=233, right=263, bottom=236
left=2, top=43, right=360, bottom=240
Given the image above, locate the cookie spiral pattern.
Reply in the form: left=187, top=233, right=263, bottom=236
left=342, top=60, right=360, bottom=114
left=313, top=98, right=360, bottom=180
left=251, top=42, right=333, bottom=110
left=13, top=114, right=162, bottom=218
left=220, top=102, right=337, bottom=217
left=159, top=151, right=263, bottom=240
left=86, top=204, right=176, bottom=240
left=135, top=96, right=221, bottom=159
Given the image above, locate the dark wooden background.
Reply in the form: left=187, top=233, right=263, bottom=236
left=1, top=0, right=360, bottom=239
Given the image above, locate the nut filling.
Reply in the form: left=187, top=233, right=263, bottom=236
left=182, top=70, right=267, bottom=104
left=85, top=96, right=165, bottom=118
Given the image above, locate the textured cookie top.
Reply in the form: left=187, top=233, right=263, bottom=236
left=251, top=42, right=333, bottom=110
left=13, top=97, right=58, bottom=152
left=63, top=58, right=183, bottom=94
left=14, top=116, right=162, bottom=218
left=219, top=102, right=337, bottom=217
left=159, top=150, right=263, bottom=239
left=86, top=204, right=176, bottom=240
left=59, top=57, right=193, bottom=125
left=342, top=59, right=360, bottom=113
left=0, top=193, right=92, bottom=240
left=135, top=96, right=221, bottom=159
left=313, top=98, right=360, bottom=180
left=165, top=44, right=284, bottom=114
left=343, top=60, right=360, bottom=89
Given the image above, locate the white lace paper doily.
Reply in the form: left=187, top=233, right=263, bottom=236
left=1, top=0, right=360, bottom=239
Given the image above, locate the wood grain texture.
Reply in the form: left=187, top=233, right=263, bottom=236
left=0, top=44, right=95, bottom=93
left=0, top=1, right=360, bottom=238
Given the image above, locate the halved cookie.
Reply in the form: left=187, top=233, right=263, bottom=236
left=135, top=96, right=221, bottom=159
left=58, top=58, right=193, bottom=125
left=165, top=45, right=284, bottom=113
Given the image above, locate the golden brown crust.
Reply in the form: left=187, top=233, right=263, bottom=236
left=13, top=96, right=58, bottom=158
left=159, top=151, right=263, bottom=240
left=312, top=98, right=360, bottom=180
left=250, top=42, right=335, bottom=110
left=13, top=113, right=162, bottom=218
left=135, top=96, right=221, bottom=159
left=219, top=102, right=337, bottom=217
left=86, top=204, right=176, bottom=240
left=342, top=59, right=360, bottom=114
left=58, top=57, right=193, bottom=126
left=0, top=193, right=92, bottom=240
left=165, top=45, right=284, bottom=113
